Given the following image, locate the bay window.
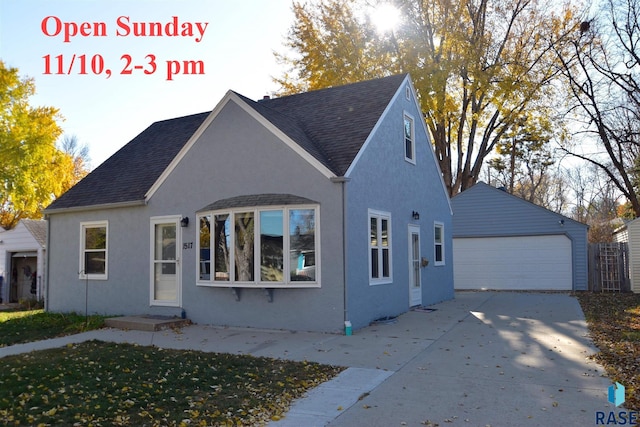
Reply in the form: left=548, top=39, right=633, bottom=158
left=197, top=204, right=319, bottom=287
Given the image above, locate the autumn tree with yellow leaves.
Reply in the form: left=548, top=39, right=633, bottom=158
left=0, top=61, right=88, bottom=229
left=275, top=0, right=579, bottom=196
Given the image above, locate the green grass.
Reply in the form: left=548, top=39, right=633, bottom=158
left=0, top=309, right=106, bottom=347
left=0, top=309, right=344, bottom=425
left=0, top=341, right=343, bottom=426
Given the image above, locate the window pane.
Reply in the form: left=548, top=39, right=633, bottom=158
left=436, top=244, right=443, bottom=262
left=85, top=252, right=105, bottom=275
left=155, top=224, right=176, bottom=261
left=371, top=248, right=379, bottom=278
left=370, top=217, right=378, bottom=246
left=260, top=210, right=283, bottom=282
left=405, top=139, right=413, bottom=159
left=381, top=219, right=388, bottom=247
left=290, top=209, right=315, bottom=281
left=382, top=248, right=390, bottom=277
left=214, top=214, right=231, bottom=281
left=199, top=215, right=211, bottom=280
left=435, top=225, right=442, bottom=243
left=234, top=212, right=255, bottom=281
left=154, top=263, right=177, bottom=301
left=85, top=227, right=106, bottom=250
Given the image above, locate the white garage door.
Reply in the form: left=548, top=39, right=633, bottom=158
left=453, top=235, right=572, bottom=290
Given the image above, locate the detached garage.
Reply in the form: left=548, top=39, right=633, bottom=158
left=451, top=183, right=588, bottom=291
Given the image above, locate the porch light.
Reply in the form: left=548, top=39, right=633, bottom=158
left=181, top=217, right=189, bottom=227
left=412, top=211, right=420, bottom=220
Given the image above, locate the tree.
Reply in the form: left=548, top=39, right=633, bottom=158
left=59, top=135, right=90, bottom=193
left=487, top=112, right=556, bottom=193
left=0, top=61, right=81, bottom=229
left=555, top=0, right=640, bottom=216
left=276, top=0, right=578, bottom=195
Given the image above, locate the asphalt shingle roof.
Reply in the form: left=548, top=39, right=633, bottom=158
left=47, top=74, right=407, bottom=211
left=48, top=112, right=210, bottom=210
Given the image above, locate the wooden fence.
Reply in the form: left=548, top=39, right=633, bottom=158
left=588, top=242, right=630, bottom=292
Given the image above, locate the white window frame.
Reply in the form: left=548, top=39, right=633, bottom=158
left=369, top=209, right=392, bottom=285
left=79, top=221, right=108, bottom=280
left=434, top=221, right=445, bottom=266
left=403, top=112, right=416, bottom=164
left=196, top=204, right=320, bottom=288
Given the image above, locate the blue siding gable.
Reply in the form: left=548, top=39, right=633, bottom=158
left=344, top=76, right=454, bottom=329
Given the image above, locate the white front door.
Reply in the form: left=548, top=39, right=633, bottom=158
left=151, top=216, right=181, bottom=306
left=408, top=224, right=422, bottom=306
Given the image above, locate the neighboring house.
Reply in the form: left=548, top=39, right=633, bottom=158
left=44, top=74, right=454, bottom=333
left=0, top=220, right=47, bottom=303
left=612, top=219, right=640, bottom=293
left=451, top=182, right=588, bottom=291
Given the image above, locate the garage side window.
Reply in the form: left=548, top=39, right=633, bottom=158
left=434, top=222, right=445, bottom=266
left=80, top=221, right=108, bottom=279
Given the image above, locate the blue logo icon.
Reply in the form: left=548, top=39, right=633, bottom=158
left=608, top=382, right=625, bottom=407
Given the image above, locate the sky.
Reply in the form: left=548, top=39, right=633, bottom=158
left=0, top=0, right=297, bottom=168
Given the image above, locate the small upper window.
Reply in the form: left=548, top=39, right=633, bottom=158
left=405, top=85, right=411, bottom=100
left=404, top=113, right=415, bottom=163
left=434, top=222, right=445, bottom=266
left=80, top=221, right=108, bottom=279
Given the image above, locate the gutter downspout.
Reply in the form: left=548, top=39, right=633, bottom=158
left=44, top=214, right=51, bottom=311
left=330, top=176, right=350, bottom=331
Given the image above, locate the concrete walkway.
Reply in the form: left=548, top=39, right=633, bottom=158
left=0, top=292, right=615, bottom=426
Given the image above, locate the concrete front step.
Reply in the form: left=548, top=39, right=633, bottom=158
left=104, top=315, right=191, bottom=332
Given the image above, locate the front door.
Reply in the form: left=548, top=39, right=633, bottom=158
left=151, top=217, right=181, bottom=306
left=408, top=224, right=422, bottom=307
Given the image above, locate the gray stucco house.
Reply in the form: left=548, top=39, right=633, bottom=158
left=44, top=74, right=454, bottom=333
left=451, top=182, right=588, bottom=291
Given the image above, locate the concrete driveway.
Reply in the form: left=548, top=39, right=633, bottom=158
left=0, top=292, right=615, bottom=426
left=323, top=292, right=613, bottom=427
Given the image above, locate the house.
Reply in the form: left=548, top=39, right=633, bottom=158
left=451, top=182, right=588, bottom=291
left=44, top=74, right=454, bottom=333
left=612, top=218, right=640, bottom=293
left=0, top=220, right=47, bottom=303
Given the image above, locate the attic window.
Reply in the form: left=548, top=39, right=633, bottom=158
left=405, top=85, right=411, bottom=100
left=197, top=203, right=319, bottom=288
left=404, top=113, right=415, bottom=164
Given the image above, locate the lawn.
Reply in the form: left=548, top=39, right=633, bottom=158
left=576, top=292, right=640, bottom=411
left=0, top=309, right=343, bottom=426
left=0, top=309, right=106, bottom=347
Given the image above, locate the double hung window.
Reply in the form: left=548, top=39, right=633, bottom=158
left=404, top=113, right=415, bottom=163
left=80, top=221, right=108, bottom=279
left=434, top=222, right=445, bottom=266
left=369, top=210, right=392, bottom=284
